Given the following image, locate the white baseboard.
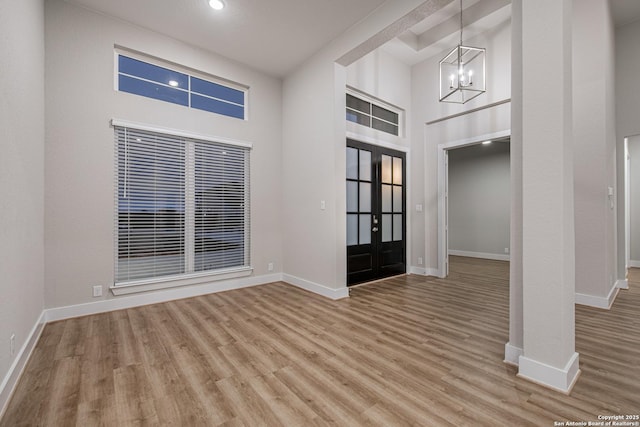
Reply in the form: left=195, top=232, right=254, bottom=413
left=448, top=250, right=510, bottom=261
left=409, top=266, right=427, bottom=276
left=518, top=352, right=581, bottom=394
left=575, top=282, right=619, bottom=310
left=282, top=274, right=349, bottom=300
left=0, top=311, right=47, bottom=419
left=409, top=267, right=440, bottom=277
left=504, top=342, right=523, bottom=366
left=629, top=260, right=640, bottom=268
left=425, top=268, right=440, bottom=276
left=45, top=273, right=284, bottom=322
left=617, top=279, right=629, bottom=290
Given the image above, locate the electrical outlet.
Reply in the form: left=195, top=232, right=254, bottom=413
left=504, top=248, right=510, bottom=254
left=268, top=262, right=274, bottom=272
left=92, top=285, right=103, bottom=297
left=418, top=257, right=423, bottom=265
left=10, top=333, right=15, bottom=356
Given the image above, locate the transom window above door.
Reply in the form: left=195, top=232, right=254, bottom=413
left=345, top=91, right=402, bottom=137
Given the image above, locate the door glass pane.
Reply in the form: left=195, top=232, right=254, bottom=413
left=382, top=214, right=392, bottom=242
left=382, top=184, right=392, bottom=212
left=393, top=157, right=402, bottom=184
left=359, top=150, right=371, bottom=181
left=347, top=181, right=358, bottom=212
left=393, top=214, right=403, bottom=241
left=347, top=214, right=358, bottom=246
left=381, top=155, right=392, bottom=184
left=346, top=147, right=358, bottom=179
left=359, top=182, right=371, bottom=212
left=359, top=214, right=371, bottom=244
left=393, top=186, right=403, bottom=213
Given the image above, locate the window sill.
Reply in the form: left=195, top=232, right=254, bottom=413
left=110, top=266, right=253, bottom=295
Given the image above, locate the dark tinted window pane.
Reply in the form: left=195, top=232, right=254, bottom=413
left=346, top=94, right=370, bottom=114
left=191, top=77, right=245, bottom=105
left=372, top=118, right=398, bottom=135
left=372, top=104, right=399, bottom=125
left=119, top=55, right=188, bottom=88
left=346, top=110, right=370, bottom=127
left=191, top=94, right=245, bottom=119
left=119, top=75, right=189, bottom=106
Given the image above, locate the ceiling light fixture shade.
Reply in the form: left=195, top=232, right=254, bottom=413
left=439, top=0, right=486, bottom=104
left=208, top=0, right=225, bottom=10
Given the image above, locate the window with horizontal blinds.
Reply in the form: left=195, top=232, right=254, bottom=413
left=114, top=125, right=250, bottom=285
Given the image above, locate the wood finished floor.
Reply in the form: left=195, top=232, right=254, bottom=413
left=2, top=256, right=639, bottom=426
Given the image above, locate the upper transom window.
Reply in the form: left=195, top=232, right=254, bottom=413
left=346, top=92, right=401, bottom=136
left=116, top=52, right=247, bottom=120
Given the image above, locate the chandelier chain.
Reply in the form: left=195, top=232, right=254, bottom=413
left=459, top=0, right=463, bottom=45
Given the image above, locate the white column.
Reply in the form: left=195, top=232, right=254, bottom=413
left=572, top=0, right=618, bottom=308
left=518, top=0, right=580, bottom=393
left=505, top=0, right=523, bottom=366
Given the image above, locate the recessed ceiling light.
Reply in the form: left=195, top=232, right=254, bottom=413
left=208, top=0, right=225, bottom=10
left=482, top=140, right=492, bottom=145
left=168, top=80, right=179, bottom=87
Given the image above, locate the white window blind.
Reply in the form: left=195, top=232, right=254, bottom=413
left=114, top=124, right=250, bottom=285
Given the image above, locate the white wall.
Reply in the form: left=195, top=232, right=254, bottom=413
left=411, top=17, right=512, bottom=270
left=347, top=49, right=411, bottom=111
left=44, top=0, right=283, bottom=308
left=281, top=0, right=432, bottom=291
left=0, top=0, right=45, bottom=401
left=616, top=19, right=640, bottom=278
left=572, top=0, right=618, bottom=302
left=629, top=136, right=640, bottom=262
left=448, top=142, right=510, bottom=258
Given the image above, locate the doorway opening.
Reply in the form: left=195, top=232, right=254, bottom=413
left=625, top=135, right=640, bottom=274
left=346, top=139, right=406, bottom=285
left=437, top=131, right=511, bottom=277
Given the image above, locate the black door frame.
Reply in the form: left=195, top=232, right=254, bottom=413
left=346, top=139, right=406, bottom=285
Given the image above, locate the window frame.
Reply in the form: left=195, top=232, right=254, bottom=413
left=111, top=119, right=253, bottom=295
left=114, top=47, right=249, bottom=120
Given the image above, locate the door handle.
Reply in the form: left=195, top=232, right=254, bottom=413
left=372, top=227, right=379, bottom=232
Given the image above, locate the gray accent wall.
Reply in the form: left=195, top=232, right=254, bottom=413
left=448, top=142, right=511, bottom=258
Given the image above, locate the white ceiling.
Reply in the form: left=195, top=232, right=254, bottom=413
left=64, top=0, right=388, bottom=77
left=382, top=0, right=511, bottom=66
left=64, top=0, right=640, bottom=77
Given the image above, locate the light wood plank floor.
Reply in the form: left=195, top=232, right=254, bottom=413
left=2, top=257, right=639, bottom=426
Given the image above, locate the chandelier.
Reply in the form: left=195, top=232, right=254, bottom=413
left=439, top=0, right=486, bottom=104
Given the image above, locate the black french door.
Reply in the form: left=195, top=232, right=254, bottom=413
left=346, top=139, right=406, bottom=285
